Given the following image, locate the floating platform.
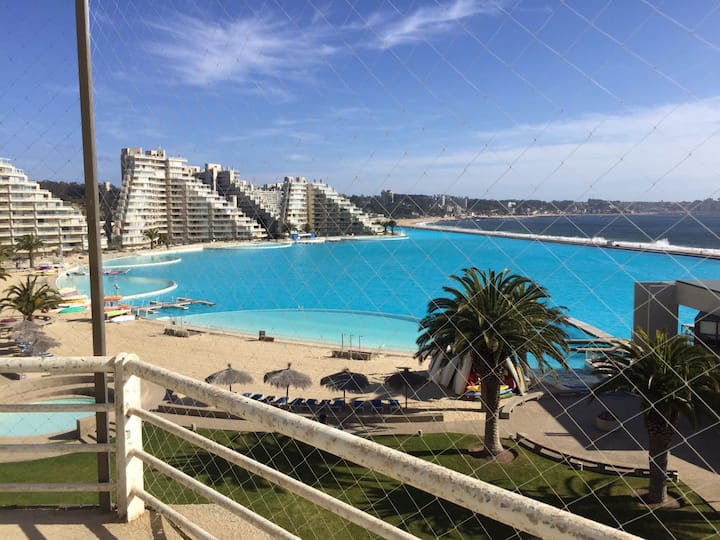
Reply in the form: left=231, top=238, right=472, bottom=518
left=134, top=297, right=216, bottom=317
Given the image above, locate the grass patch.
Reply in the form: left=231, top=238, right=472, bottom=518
left=0, top=429, right=717, bottom=539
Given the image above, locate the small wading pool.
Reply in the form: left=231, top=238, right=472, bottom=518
left=0, top=397, right=96, bottom=437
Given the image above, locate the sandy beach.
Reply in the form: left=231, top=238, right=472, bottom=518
left=1, top=263, right=478, bottom=412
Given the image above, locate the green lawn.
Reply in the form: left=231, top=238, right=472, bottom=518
left=0, top=429, right=717, bottom=539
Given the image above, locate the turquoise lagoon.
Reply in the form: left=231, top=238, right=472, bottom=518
left=59, top=228, right=719, bottom=355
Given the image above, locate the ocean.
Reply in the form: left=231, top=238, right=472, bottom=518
left=440, top=213, right=720, bottom=249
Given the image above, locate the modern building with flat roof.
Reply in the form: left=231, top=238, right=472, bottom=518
left=0, top=157, right=87, bottom=258
left=634, top=280, right=720, bottom=353
left=114, top=148, right=264, bottom=248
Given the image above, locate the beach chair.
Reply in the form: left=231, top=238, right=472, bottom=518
left=387, top=399, right=401, bottom=413
left=260, top=395, right=276, bottom=404
left=250, top=393, right=263, bottom=400
left=351, top=400, right=367, bottom=414
left=317, top=399, right=332, bottom=410
left=305, top=398, right=318, bottom=411
left=288, top=398, right=305, bottom=412
left=369, top=399, right=384, bottom=414
left=272, top=396, right=288, bottom=407
left=331, top=399, right=346, bottom=412
left=241, top=392, right=252, bottom=398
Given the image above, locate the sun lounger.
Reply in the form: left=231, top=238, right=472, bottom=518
left=288, top=398, right=305, bottom=411
left=260, top=395, right=276, bottom=404
left=331, top=399, right=346, bottom=412
left=271, top=396, right=288, bottom=407
left=305, top=398, right=318, bottom=410
left=369, top=399, right=384, bottom=413
left=317, top=399, right=331, bottom=410
left=387, top=399, right=401, bottom=413
left=241, top=392, right=252, bottom=398
left=250, top=393, right=263, bottom=400
left=351, top=400, right=366, bottom=414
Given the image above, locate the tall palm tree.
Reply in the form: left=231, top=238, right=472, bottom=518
left=0, top=245, right=11, bottom=281
left=0, top=276, right=62, bottom=321
left=388, top=219, right=397, bottom=234
left=593, top=329, right=720, bottom=504
left=15, top=234, right=44, bottom=268
left=417, top=267, right=569, bottom=456
left=143, top=228, right=160, bottom=249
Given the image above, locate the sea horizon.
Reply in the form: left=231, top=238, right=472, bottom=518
left=432, top=212, right=720, bottom=250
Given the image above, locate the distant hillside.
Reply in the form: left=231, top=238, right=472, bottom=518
left=39, top=180, right=120, bottom=219
left=348, top=193, right=720, bottom=219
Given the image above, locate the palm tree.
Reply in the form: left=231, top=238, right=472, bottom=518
left=593, top=329, right=720, bottom=504
left=416, top=267, right=569, bottom=456
left=0, top=276, right=62, bottom=321
left=15, top=234, right=44, bottom=268
left=0, top=245, right=11, bottom=281
left=388, top=219, right=397, bottom=234
left=143, top=228, right=160, bottom=249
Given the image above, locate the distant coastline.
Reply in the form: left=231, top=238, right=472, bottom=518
left=402, top=218, right=720, bottom=260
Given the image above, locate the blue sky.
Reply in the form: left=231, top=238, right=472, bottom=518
left=2, top=0, right=720, bottom=201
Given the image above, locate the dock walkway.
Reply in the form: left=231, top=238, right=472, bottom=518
left=133, top=297, right=215, bottom=316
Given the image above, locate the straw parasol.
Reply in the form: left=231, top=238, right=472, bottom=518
left=11, top=320, right=58, bottom=354
left=264, top=362, right=312, bottom=400
left=320, top=368, right=370, bottom=401
left=385, top=367, right=427, bottom=409
left=205, top=363, right=253, bottom=391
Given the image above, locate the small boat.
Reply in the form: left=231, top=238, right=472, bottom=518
left=59, top=306, right=87, bottom=314
left=60, top=294, right=88, bottom=304
left=59, top=287, right=78, bottom=296
left=104, top=304, right=130, bottom=311
left=103, top=269, right=129, bottom=275
left=103, top=295, right=123, bottom=302
left=109, top=314, right=135, bottom=323
left=105, top=308, right=131, bottom=319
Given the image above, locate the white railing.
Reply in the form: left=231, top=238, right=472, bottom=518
left=0, top=354, right=641, bottom=540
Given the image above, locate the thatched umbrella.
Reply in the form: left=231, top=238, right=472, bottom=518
left=320, top=368, right=369, bottom=401
left=385, top=367, right=427, bottom=409
left=11, top=320, right=58, bottom=354
left=11, top=320, right=43, bottom=343
left=205, top=363, right=253, bottom=391
left=264, top=362, right=312, bottom=400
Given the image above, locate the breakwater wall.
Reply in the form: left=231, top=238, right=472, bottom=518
left=410, top=222, right=720, bottom=260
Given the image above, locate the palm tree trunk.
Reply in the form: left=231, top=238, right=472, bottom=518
left=481, top=370, right=504, bottom=455
left=646, top=410, right=676, bottom=504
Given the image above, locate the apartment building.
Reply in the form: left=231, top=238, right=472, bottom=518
left=218, top=174, right=382, bottom=238
left=0, top=158, right=87, bottom=257
left=115, top=148, right=263, bottom=248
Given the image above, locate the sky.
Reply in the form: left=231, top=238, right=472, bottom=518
left=2, top=0, right=720, bottom=201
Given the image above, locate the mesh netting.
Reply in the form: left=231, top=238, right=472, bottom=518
left=1, top=1, right=719, bottom=538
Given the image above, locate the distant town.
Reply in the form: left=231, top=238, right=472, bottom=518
left=38, top=178, right=720, bottom=220
left=348, top=192, right=720, bottom=219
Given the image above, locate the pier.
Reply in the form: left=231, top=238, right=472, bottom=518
left=133, top=297, right=215, bottom=316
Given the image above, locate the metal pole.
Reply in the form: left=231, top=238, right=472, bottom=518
left=75, top=0, right=111, bottom=511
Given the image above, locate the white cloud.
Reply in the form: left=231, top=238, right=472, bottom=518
left=313, top=98, right=720, bottom=201
left=369, top=0, right=506, bottom=49
left=147, top=14, right=334, bottom=87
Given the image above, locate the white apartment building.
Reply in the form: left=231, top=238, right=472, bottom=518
left=115, top=148, right=263, bottom=248
left=0, top=158, right=87, bottom=258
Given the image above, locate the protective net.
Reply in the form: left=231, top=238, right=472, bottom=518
left=1, top=1, right=719, bottom=538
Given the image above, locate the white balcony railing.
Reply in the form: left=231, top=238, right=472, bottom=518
left=0, top=355, right=640, bottom=540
